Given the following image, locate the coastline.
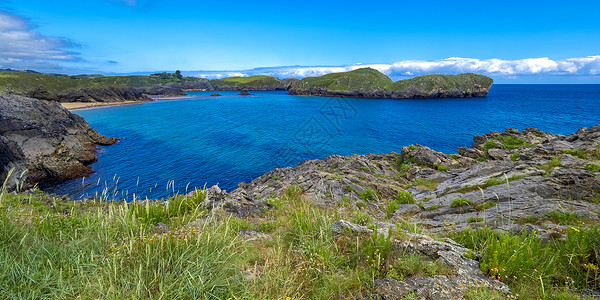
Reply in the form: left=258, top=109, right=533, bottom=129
left=61, top=100, right=145, bottom=110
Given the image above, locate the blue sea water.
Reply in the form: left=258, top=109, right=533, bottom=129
left=44, top=85, right=600, bottom=200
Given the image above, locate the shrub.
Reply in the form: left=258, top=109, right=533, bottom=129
left=450, top=197, right=473, bottom=208
left=425, top=204, right=441, bottom=211
left=361, top=188, right=380, bottom=201
left=495, top=135, right=529, bottom=149
left=510, top=152, right=521, bottom=161
left=388, top=254, right=451, bottom=280
left=467, top=216, right=483, bottom=223
left=395, top=190, right=415, bottom=204
left=559, top=226, right=600, bottom=289
left=480, top=231, right=559, bottom=284
left=483, top=140, right=499, bottom=149
left=434, top=164, right=449, bottom=171
left=563, top=149, right=587, bottom=159
left=476, top=157, right=488, bottom=162
left=585, top=164, right=600, bottom=173
left=548, top=210, right=579, bottom=225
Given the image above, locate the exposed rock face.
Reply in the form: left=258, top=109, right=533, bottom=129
left=27, top=87, right=152, bottom=103
left=0, top=93, right=117, bottom=190
left=239, top=89, right=250, bottom=95
left=200, top=125, right=600, bottom=240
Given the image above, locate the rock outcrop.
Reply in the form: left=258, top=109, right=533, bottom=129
left=199, top=125, right=600, bottom=240
left=26, top=86, right=152, bottom=103
left=0, top=93, right=117, bottom=190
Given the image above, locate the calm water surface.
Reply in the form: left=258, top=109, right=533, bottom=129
left=44, top=85, right=600, bottom=200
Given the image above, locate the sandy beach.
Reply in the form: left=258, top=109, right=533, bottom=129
left=61, top=101, right=145, bottom=110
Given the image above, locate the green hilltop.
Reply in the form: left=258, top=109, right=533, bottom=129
left=291, top=68, right=394, bottom=92
left=0, top=70, right=293, bottom=95
left=289, top=68, right=493, bottom=98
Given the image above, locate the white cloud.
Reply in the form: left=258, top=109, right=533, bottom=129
left=0, top=10, right=78, bottom=71
left=206, top=56, right=600, bottom=80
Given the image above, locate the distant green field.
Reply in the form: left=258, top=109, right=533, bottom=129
left=210, top=75, right=283, bottom=87
left=0, top=71, right=288, bottom=93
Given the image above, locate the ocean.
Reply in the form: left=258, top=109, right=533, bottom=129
left=43, top=85, right=600, bottom=200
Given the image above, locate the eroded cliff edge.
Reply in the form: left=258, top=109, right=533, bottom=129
left=0, top=93, right=117, bottom=189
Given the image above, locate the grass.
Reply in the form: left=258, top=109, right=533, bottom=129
left=434, top=164, right=449, bottom=171
left=414, top=178, right=438, bottom=191
left=563, top=149, right=587, bottom=159
left=510, top=152, right=521, bottom=161
left=467, top=216, right=484, bottom=223
left=585, top=163, right=600, bottom=173
left=449, top=227, right=600, bottom=299
left=540, top=156, right=562, bottom=173
left=361, top=188, right=380, bottom=201
left=450, top=197, right=473, bottom=208
left=483, top=136, right=530, bottom=150
left=2, top=178, right=598, bottom=299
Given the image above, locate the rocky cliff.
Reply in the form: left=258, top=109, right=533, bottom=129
left=0, top=93, right=117, bottom=190
left=289, top=68, right=493, bottom=99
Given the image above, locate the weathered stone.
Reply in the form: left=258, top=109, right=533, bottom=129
left=0, top=93, right=117, bottom=189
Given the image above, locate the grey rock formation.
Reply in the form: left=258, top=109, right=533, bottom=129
left=199, top=125, right=600, bottom=240
left=0, top=93, right=117, bottom=189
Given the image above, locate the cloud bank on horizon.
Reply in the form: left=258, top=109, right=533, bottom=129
left=192, top=56, right=600, bottom=80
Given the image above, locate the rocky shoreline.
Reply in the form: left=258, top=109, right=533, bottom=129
left=0, top=93, right=117, bottom=190
left=199, top=125, right=600, bottom=240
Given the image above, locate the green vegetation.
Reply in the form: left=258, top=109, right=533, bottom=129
left=450, top=227, right=600, bottom=299
left=291, top=68, right=394, bottom=92
left=484, top=135, right=529, bottom=150
left=475, top=201, right=497, bottom=211
left=585, top=163, right=600, bottom=173
left=434, top=164, right=449, bottom=171
left=1, top=179, right=597, bottom=299
left=425, top=204, right=442, bottom=211
left=467, top=216, right=484, bottom=223
left=540, top=156, right=562, bottom=173
left=414, top=178, right=438, bottom=191
left=563, top=148, right=587, bottom=159
left=510, top=152, right=521, bottom=161
left=361, top=188, right=380, bottom=201
left=0, top=70, right=206, bottom=94
left=0, top=70, right=290, bottom=95
left=450, top=197, right=473, bottom=207
left=386, top=191, right=416, bottom=217
left=390, top=73, right=493, bottom=92
left=291, top=68, right=493, bottom=95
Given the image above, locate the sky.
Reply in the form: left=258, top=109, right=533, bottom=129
left=1, top=0, right=600, bottom=83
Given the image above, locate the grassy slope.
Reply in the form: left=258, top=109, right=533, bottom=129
left=0, top=71, right=204, bottom=93
left=292, top=68, right=394, bottom=92
left=208, top=75, right=284, bottom=88
left=292, top=68, right=493, bottom=93
left=0, top=71, right=290, bottom=94
left=389, top=73, right=493, bottom=91
left=1, top=184, right=597, bottom=299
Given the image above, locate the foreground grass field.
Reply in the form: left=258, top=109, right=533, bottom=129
left=0, top=184, right=598, bottom=299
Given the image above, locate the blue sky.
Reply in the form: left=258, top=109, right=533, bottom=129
left=1, top=0, right=600, bottom=82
